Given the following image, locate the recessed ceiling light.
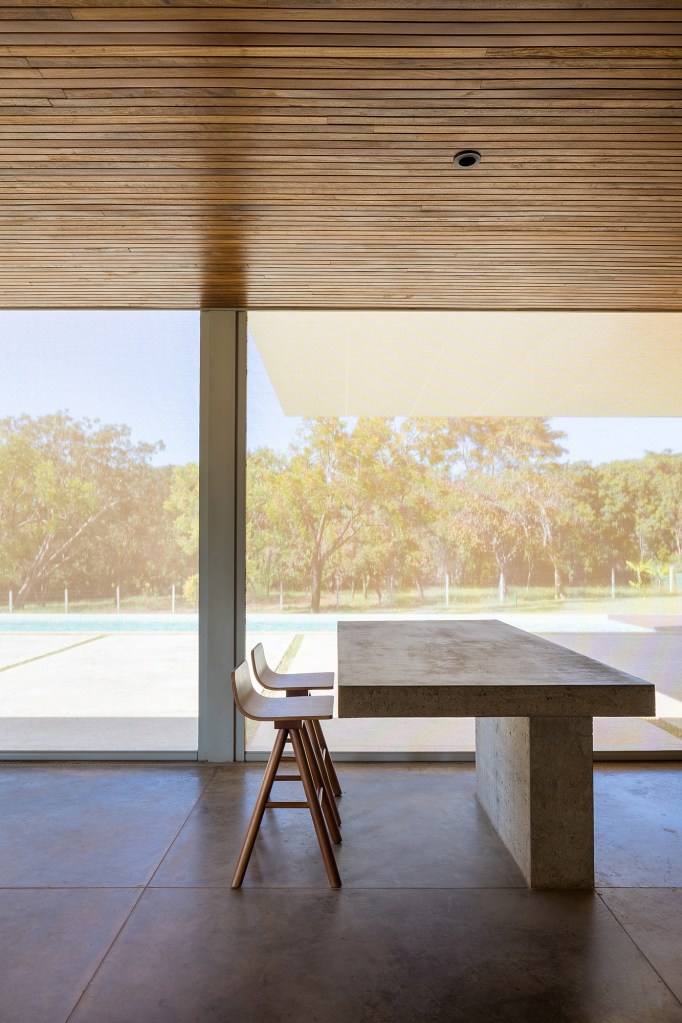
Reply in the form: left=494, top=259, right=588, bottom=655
left=454, top=150, right=481, bottom=168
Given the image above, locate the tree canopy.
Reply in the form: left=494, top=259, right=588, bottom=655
left=0, top=412, right=193, bottom=608
left=1, top=412, right=680, bottom=612
left=245, top=417, right=682, bottom=610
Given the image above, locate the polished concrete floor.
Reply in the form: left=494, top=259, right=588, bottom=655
left=1, top=761, right=681, bottom=1023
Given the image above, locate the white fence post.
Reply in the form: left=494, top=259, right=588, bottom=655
left=64, top=587, right=68, bottom=614
left=8, top=590, right=13, bottom=614
left=171, top=583, right=176, bottom=614
left=116, top=585, right=120, bottom=614
left=611, top=567, right=616, bottom=598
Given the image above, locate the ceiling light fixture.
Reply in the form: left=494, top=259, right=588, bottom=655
left=454, top=150, right=481, bottom=168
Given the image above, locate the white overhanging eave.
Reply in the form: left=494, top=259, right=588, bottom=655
left=248, top=310, right=682, bottom=418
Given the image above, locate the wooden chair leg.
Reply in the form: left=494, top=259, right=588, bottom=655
left=305, top=721, right=341, bottom=829
left=290, top=727, right=342, bottom=889
left=287, top=689, right=341, bottom=800
left=312, top=719, right=342, bottom=797
left=301, top=723, right=341, bottom=841
left=231, top=726, right=288, bottom=888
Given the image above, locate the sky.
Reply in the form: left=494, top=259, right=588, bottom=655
left=0, top=310, right=680, bottom=465
left=0, top=310, right=200, bottom=466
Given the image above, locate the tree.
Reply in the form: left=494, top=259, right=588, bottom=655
left=241, top=417, right=682, bottom=609
left=406, top=417, right=566, bottom=600
left=263, top=418, right=401, bottom=613
left=83, top=462, right=184, bottom=598
left=344, top=421, right=436, bottom=604
left=637, top=452, right=682, bottom=561
left=166, top=462, right=198, bottom=559
left=244, top=429, right=397, bottom=608
left=626, top=558, right=656, bottom=589
left=513, top=462, right=599, bottom=598
left=165, top=461, right=200, bottom=602
left=245, top=448, right=303, bottom=598
left=0, top=412, right=163, bottom=607
left=456, top=473, right=523, bottom=601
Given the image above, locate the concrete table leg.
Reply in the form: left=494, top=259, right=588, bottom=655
left=475, top=715, right=594, bottom=889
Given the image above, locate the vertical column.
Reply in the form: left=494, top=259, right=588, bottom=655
left=198, top=309, right=247, bottom=762
left=476, top=715, right=594, bottom=889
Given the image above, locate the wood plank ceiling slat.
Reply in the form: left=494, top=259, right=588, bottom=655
left=0, top=1, right=680, bottom=308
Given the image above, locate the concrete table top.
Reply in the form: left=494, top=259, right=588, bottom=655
left=337, top=620, right=656, bottom=719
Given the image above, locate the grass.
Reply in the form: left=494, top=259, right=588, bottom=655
left=0, top=594, right=197, bottom=615
left=5, top=586, right=681, bottom=618
left=246, top=585, right=682, bottom=617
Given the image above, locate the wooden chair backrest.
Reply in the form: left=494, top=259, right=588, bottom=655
left=251, top=642, right=278, bottom=687
left=232, top=660, right=261, bottom=720
left=251, top=642, right=268, bottom=678
left=233, top=658, right=331, bottom=724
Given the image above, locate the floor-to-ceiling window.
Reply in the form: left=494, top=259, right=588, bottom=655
left=245, top=310, right=682, bottom=757
left=3, top=308, right=680, bottom=759
left=0, top=311, right=199, bottom=755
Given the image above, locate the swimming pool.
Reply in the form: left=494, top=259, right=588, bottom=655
left=0, top=612, right=370, bottom=634
left=0, top=611, right=651, bottom=634
left=0, top=613, right=199, bottom=633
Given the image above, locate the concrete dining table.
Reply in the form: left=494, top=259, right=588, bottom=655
left=336, top=619, right=656, bottom=889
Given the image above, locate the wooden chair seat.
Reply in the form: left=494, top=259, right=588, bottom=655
left=251, top=643, right=334, bottom=693
left=251, top=643, right=343, bottom=801
left=231, top=659, right=341, bottom=889
left=240, top=690, right=334, bottom=723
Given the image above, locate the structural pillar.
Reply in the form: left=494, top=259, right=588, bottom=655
left=198, top=309, right=246, bottom=761
left=476, top=715, right=594, bottom=888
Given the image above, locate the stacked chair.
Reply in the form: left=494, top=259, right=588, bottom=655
left=230, top=647, right=342, bottom=889
left=251, top=643, right=342, bottom=801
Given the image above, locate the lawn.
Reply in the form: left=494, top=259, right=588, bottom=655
left=4, top=586, right=681, bottom=619
left=245, top=585, right=682, bottom=617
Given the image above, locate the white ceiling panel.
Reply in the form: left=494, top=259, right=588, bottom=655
left=249, top=311, right=682, bottom=418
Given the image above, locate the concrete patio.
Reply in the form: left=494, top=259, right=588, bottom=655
left=0, top=615, right=680, bottom=756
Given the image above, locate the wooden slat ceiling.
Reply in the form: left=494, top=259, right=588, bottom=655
left=0, top=1, right=681, bottom=309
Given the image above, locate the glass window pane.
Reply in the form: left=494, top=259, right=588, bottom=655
left=245, top=311, right=682, bottom=757
left=0, top=311, right=199, bottom=754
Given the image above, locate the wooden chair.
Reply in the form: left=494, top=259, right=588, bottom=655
left=231, top=659, right=341, bottom=889
left=251, top=642, right=342, bottom=802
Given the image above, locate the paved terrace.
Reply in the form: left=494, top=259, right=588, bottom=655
left=0, top=614, right=680, bottom=755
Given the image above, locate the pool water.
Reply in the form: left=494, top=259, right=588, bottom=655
left=0, top=613, right=199, bottom=633
left=0, top=611, right=431, bottom=634
left=0, top=612, right=340, bottom=633
left=0, top=611, right=651, bottom=634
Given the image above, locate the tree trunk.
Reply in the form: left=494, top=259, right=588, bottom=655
left=416, top=578, right=424, bottom=602
left=350, top=579, right=355, bottom=601
left=498, top=569, right=506, bottom=603
left=362, top=575, right=369, bottom=600
left=310, top=557, right=323, bottom=613
left=553, top=562, right=565, bottom=600
left=14, top=552, right=47, bottom=608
